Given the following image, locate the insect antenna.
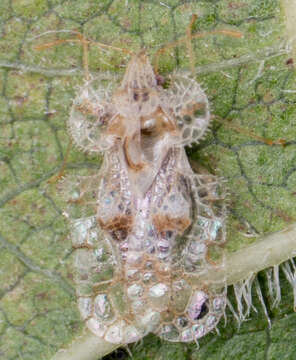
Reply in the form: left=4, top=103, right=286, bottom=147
left=34, top=31, right=134, bottom=182
left=213, top=114, right=287, bottom=146
left=34, top=30, right=134, bottom=81
left=153, top=14, right=243, bottom=75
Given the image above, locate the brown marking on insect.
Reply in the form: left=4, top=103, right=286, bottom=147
left=123, top=135, right=145, bottom=171
left=97, top=215, right=133, bottom=240
left=72, top=243, right=95, bottom=250
left=152, top=214, right=191, bottom=234
left=140, top=106, right=177, bottom=136
left=74, top=99, right=98, bottom=116
left=155, top=74, right=166, bottom=86
left=106, top=115, right=126, bottom=138
left=179, top=102, right=206, bottom=118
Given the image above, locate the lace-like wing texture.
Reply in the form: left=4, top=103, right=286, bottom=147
left=62, top=52, right=227, bottom=344
left=69, top=78, right=117, bottom=153
left=166, top=74, right=211, bottom=147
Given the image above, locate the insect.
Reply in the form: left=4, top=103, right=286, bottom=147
left=61, top=52, right=227, bottom=344
left=38, top=21, right=242, bottom=345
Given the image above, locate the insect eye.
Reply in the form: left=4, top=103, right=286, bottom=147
left=133, top=92, right=139, bottom=101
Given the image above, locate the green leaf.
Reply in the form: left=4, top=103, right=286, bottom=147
left=1, top=0, right=295, bottom=359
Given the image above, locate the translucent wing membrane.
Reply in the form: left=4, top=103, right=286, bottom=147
left=69, top=78, right=117, bottom=153
left=61, top=171, right=152, bottom=344
left=183, top=174, right=227, bottom=275
left=166, top=73, right=211, bottom=147
left=155, top=173, right=227, bottom=343
left=71, top=216, right=148, bottom=344
left=60, top=172, right=100, bottom=219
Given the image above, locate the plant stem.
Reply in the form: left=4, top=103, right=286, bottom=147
left=51, top=331, right=119, bottom=360
left=199, top=222, right=296, bottom=286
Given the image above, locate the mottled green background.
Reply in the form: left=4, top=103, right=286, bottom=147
left=1, top=0, right=296, bottom=359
